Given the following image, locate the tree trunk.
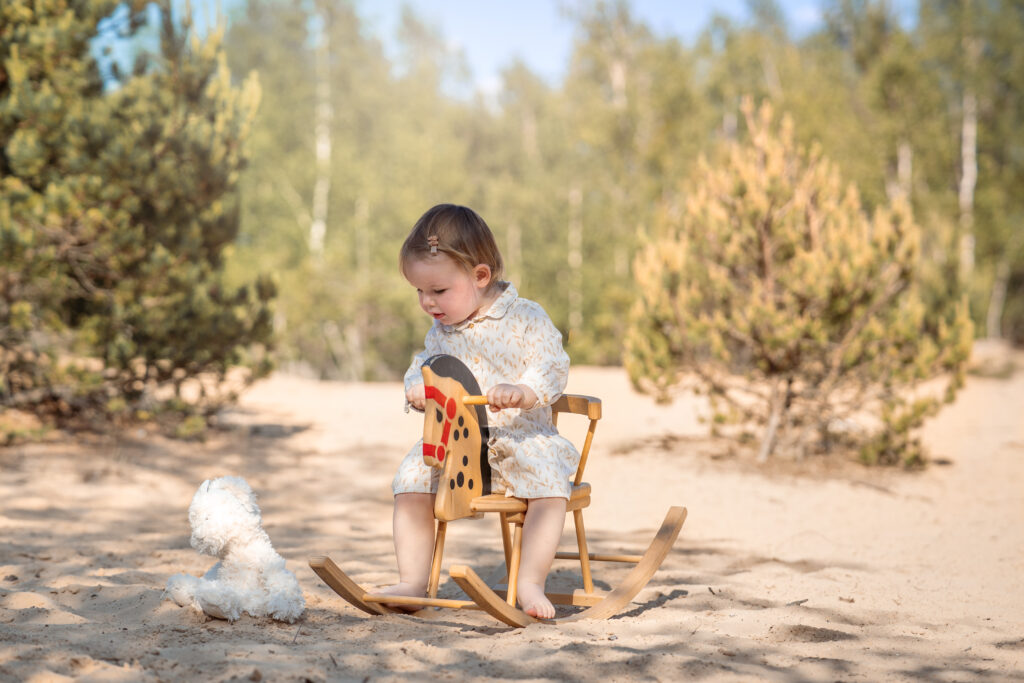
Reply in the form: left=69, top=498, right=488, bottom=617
left=958, top=19, right=980, bottom=283
left=309, top=12, right=333, bottom=259
left=567, top=183, right=584, bottom=339
left=609, top=58, right=627, bottom=110
left=898, top=140, right=912, bottom=199
left=887, top=139, right=913, bottom=201
left=986, top=257, right=1010, bottom=339
left=958, top=89, right=977, bottom=282
left=986, top=231, right=1023, bottom=339
left=354, top=196, right=369, bottom=280
left=757, top=379, right=785, bottom=463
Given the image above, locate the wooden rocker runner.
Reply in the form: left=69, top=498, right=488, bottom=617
left=310, top=354, right=687, bottom=627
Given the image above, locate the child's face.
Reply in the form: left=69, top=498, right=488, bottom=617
left=404, top=254, right=492, bottom=326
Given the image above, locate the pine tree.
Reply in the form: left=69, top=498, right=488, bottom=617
left=1, top=1, right=273, bottom=433
left=625, top=100, right=972, bottom=465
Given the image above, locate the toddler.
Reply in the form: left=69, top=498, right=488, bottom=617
left=376, top=203, right=579, bottom=619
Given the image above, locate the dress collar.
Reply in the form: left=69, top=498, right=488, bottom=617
left=442, top=281, right=517, bottom=332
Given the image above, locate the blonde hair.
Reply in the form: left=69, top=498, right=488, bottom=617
left=399, top=204, right=505, bottom=283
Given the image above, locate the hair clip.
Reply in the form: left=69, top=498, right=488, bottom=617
left=427, top=235, right=439, bottom=255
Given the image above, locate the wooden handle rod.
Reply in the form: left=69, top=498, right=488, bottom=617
left=554, top=551, right=643, bottom=563
left=462, top=395, right=489, bottom=405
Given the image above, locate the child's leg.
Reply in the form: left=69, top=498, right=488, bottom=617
left=371, top=492, right=435, bottom=599
left=517, top=497, right=567, bottom=619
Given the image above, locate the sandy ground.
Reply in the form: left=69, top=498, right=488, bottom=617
left=1, top=360, right=1022, bottom=682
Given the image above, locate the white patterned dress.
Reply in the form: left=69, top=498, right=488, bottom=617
left=393, top=282, right=580, bottom=500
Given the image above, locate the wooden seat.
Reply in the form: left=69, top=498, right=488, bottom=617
left=469, top=483, right=592, bottom=516
left=468, top=493, right=527, bottom=514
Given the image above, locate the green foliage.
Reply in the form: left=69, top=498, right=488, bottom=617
left=221, top=0, right=472, bottom=379
left=215, top=0, right=1024, bottom=387
left=217, top=1, right=721, bottom=376
left=6, top=0, right=1018, bottom=457
left=625, top=100, right=972, bottom=465
left=206, top=1, right=1018, bottom=390
left=1, top=1, right=273, bottom=430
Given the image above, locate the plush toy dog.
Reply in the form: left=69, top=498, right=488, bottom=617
left=165, top=476, right=305, bottom=622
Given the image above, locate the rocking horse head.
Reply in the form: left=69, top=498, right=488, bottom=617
left=421, top=354, right=492, bottom=521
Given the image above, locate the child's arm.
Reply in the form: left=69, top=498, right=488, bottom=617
left=497, top=301, right=569, bottom=409
left=403, top=349, right=431, bottom=413
left=405, top=324, right=445, bottom=412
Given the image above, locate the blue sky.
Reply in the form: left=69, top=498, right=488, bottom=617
left=352, top=0, right=915, bottom=95
left=168, top=1, right=917, bottom=95
left=359, top=0, right=805, bottom=93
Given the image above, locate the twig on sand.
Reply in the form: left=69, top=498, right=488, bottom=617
left=786, top=598, right=808, bottom=607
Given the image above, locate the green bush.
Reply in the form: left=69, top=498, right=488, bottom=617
left=625, top=99, right=972, bottom=465
left=0, top=1, right=274, bottom=432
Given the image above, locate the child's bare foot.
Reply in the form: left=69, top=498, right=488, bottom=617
left=368, top=582, right=426, bottom=612
left=517, top=581, right=555, bottom=619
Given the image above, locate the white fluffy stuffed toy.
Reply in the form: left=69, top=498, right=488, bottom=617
left=165, top=476, right=305, bottom=622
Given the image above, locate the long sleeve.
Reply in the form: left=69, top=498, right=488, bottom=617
left=404, top=348, right=430, bottom=393
left=403, top=341, right=433, bottom=413
left=516, top=301, right=569, bottom=408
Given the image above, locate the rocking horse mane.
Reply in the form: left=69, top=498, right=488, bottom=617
left=422, top=353, right=490, bottom=441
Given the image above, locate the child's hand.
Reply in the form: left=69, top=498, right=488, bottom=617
left=406, top=384, right=426, bottom=411
left=486, top=384, right=537, bottom=412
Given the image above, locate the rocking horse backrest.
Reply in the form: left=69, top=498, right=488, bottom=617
left=421, top=355, right=492, bottom=522
left=550, top=394, right=602, bottom=486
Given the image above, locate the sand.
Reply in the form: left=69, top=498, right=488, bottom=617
left=1, top=361, right=1022, bottom=682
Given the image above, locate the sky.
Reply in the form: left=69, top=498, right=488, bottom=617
left=352, top=0, right=915, bottom=96
left=360, top=0, right=803, bottom=94
left=156, top=0, right=917, bottom=96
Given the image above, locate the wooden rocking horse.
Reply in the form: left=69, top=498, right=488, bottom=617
left=309, top=354, right=687, bottom=627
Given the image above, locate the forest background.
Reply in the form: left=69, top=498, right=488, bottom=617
left=207, top=0, right=1022, bottom=381
left=3, top=0, right=1023, bottom=426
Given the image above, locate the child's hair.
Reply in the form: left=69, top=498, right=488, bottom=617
left=399, top=204, right=504, bottom=283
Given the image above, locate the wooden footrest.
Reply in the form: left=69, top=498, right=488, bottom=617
left=491, top=585, right=607, bottom=607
